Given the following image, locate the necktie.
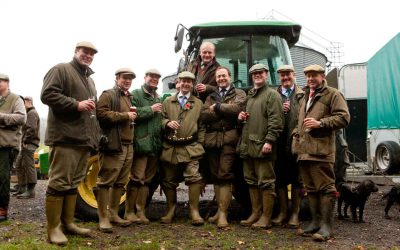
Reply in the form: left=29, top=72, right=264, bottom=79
left=220, top=88, right=226, bottom=97
left=179, top=96, right=187, bottom=108
left=286, top=88, right=292, bottom=97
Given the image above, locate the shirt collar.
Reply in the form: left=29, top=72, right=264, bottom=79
left=178, top=92, right=191, bottom=99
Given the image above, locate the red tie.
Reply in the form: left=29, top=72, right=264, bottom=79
left=309, top=90, right=315, bottom=98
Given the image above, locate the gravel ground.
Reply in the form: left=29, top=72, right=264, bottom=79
left=5, top=180, right=400, bottom=249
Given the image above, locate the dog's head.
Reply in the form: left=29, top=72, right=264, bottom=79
left=357, top=180, right=379, bottom=196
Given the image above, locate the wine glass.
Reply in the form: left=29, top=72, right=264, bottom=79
left=130, top=106, right=137, bottom=126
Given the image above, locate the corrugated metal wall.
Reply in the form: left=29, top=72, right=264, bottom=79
left=290, top=45, right=327, bottom=86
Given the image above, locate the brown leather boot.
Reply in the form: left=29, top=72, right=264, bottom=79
left=94, top=187, right=113, bottom=233
left=46, top=195, right=68, bottom=245
left=208, top=184, right=220, bottom=224
left=240, top=186, right=261, bottom=226
left=109, top=187, right=131, bottom=227
left=188, top=183, right=204, bottom=226
left=271, top=187, right=288, bottom=226
left=61, top=194, right=91, bottom=236
left=252, top=189, right=275, bottom=229
left=136, top=186, right=150, bottom=224
left=160, top=188, right=177, bottom=224
left=124, top=186, right=141, bottom=223
left=287, top=188, right=302, bottom=229
left=312, top=193, right=335, bottom=242
left=299, top=193, right=320, bottom=237
left=217, top=184, right=232, bottom=229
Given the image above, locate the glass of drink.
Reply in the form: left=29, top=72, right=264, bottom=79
left=242, top=112, right=249, bottom=123
left=88, top=96, right=96, bottom=119
left=284, top=98, right=290, bottom=114
left=130, top=106, right=137, bottom=126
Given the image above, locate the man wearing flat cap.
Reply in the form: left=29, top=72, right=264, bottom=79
left=271, top=65, right=304, bottom=228
left=94, top=68, right=137, bottom=232
left=41, top=41, right=100, bottom=245
left=160, top=71, right=206, bottom=225
left=13, top=96, right=40, bottom=199
left=292, top=64, right=350, bottom=241
left=238, top=64, right=284, bottom=229
left=0, top=74, right=26, bottom=222
left=125, top=68, right=162, bottom=225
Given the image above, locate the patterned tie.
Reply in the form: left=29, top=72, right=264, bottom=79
left=179, top=96, right=187, bottom=108
left=220, top=88, right=226, bottom=97
left=286, top=88, right=292, bottom=97
left=309, top=90, right=315, bottom=98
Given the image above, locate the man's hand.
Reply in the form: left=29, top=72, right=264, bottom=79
left=209, top=104, right=216, bottom=112
left=195, top=83, right=206, bottom=93
left=283, top=100, right=290, bottom=113
left=167, top=121, right=181, bottom=130
left=151, top=103, right=163, bottom=113
left=303, top=117, right=322, bottom=130
left=77, top=100, right=95, bottom=111
left=262, top=142, right=272, bottom=154
left=128, top=112, right=137, bottom=121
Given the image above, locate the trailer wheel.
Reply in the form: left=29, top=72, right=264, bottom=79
left=375, top=141, right=400, bottom=175
left=75, top=155, right=125, bottom=221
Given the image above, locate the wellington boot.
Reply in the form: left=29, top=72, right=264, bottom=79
left=299, top=193, right=320, bottom=237
left=217, top=184, right=232, bottom=229
left=240, top=186, right=262, bottom=226
left=136, top=186, right=150, bottom=224
left=9, top=184, right=20, bottom=193
left=17, top=183, right=36, bottom=199
left=208, top=185, right=220, bottom=224
left=124, top=186, right=141, bottom=223
left=61, top=194, right=91, bottom=236
left=12, top=184, right=26, bottom=196
left=94, top=188, right=113, bottom=233
left=109, top=187, right=131, bottom=227
left=271, top=187, right=288, bottom=226
left=160, top=188, right=177, bottom=224
left=188, top=183, right=204, bottom=226
left=312, top=194, right=335, bottom=242
left=46, top=195, right=68, bottom=245
left=251, top=189, right=275, bottom=229
left=287, top=188, right=302, bottom=229
left=0, top=207, right=8, bottom=222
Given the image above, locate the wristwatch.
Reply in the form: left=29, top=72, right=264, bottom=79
left=319, top=120, right=325, bottom=128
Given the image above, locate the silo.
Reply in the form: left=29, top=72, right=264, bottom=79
left=290, top=45, right=327, bottom=86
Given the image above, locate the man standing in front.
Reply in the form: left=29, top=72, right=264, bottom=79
left=160, top=71, right=205, bottom=225
left=238, top=64, right=283, bottom=229
left=200, top=66, right=246, bottom=228
left=271, top=65, right=304, bottom=228
left=187, top=41, right=220, bottom=102
left=15, top=96, right=40, bottom=199
left=126, top=68, right=162, bottom=225
left=41, top=42, right=100, bottom=245
left=95, top=68, right=137, bottom=232
left=0, top=73, right=26, bottom=222
left=292, top=64, right=350, bottom=241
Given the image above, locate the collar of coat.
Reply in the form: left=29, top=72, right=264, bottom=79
left=142, top=83, right=159, bottom=98
left=172, top=93, right=197, bottom=104
left=277, top=84, right=305, bottom=100
left=26, top=106, right=35, bottom=113
left=71, top=57, right=95, bottom=77
left=210, top=85, right=235, bottom=99
left=302, top=79, right=329, bottom=98
left=248, top=83, right=268, bottom=96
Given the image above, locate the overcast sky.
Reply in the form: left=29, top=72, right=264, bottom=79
left=2, top=0, right=398, bottom=117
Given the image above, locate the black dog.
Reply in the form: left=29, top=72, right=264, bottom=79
left=337, top=180, right=379, bottom=223
left=383, top=186, right=400, bottom=219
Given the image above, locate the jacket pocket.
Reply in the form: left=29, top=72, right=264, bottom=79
left=135, top=134, right=152, bottom=154
left=224, top=129, right=239, bottom=146
left=204, top=132, right=217, bottom=148
left=291, top=134, right=300, bottom=155
left=248, top=134, right=265, bottom=158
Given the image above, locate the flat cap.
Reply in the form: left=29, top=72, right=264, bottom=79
left=249, top=63, right=269, bottom=74
left=277, top=64, right=295, bottom=73
left=303, top=64, right=325, bottom=74
left=178, top=71, right=195, bottom=80
left=145, top=68, right=161, bottom=77
left=115, top=68, right=136, bottom=78
left=24, top=96, right=33, bottom=101
left=76, top=41, right=98, bottom=54
left=0, top=73, right=9, bottom=81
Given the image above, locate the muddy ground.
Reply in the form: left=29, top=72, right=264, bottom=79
left=2, top=180, right=400, bottom=249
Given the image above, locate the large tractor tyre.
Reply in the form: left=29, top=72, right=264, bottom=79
left=375, top=141, right=400, bottom=175
left=75, top=155, right=125, bottom=221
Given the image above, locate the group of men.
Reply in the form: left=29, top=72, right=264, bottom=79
left=0, top=74, right=40, bottom=223
left=2, top=39, right=350, bottom=245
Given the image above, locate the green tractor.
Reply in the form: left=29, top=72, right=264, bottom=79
left=75, top=20, right=302, bottom=220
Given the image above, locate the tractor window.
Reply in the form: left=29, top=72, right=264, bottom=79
left=204, top=35, right=291, bottom=89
